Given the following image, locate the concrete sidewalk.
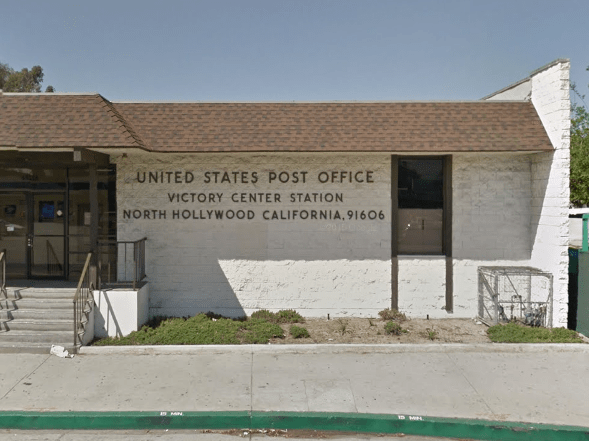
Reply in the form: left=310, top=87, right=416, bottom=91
left=0, top=344, right=588, bottom=437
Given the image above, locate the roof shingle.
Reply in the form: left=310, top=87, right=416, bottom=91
left=0, top=93, right=553, bottom=153
left=0, top=93, right=147, bottom=149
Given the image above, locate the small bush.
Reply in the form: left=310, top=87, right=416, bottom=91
left=290, top=325, right=310, bottom=339
left=153, top=315, right=242, bottom=345
left=204, top=311, right=226, bottom=320
left=250, top=309, right=276, bottom=322
left=275, top=309, right=305, bottom=324
left=239, top=319, right=284, bottom=344
left=378, top=308, right=407, bottom=322
left=249, top=309, right=305, bottom=324
left=145, top=315, right=174, bottom=329
left=424, top=327, right=437, bottom=341
left=336, top=318, right=349, bottom=335
left=384, top=321, right=407, bottom=336
left=488, top=323, right=583, bottom=343
left=205, top=311, right=246, bottom=321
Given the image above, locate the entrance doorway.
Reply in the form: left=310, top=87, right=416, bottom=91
left=0, top=152, right=117, bottom=282
left=0, top=192, right=66, bottom=279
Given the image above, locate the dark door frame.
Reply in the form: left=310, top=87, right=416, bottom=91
left=0, top=190, right=67, bottom=280
left=27, top=191, right=67, bottom=279
left=391, top=155, right=453, bottom=313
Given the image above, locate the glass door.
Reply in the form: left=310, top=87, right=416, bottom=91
left=30, top=193, right=66, bottom=278
left=0, top=192, right=28, bottom=278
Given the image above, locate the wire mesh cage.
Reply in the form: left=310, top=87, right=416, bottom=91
left=477, top=266, right=553, bottom=328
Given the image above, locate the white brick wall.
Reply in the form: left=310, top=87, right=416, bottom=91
left=482, top=60, right=571, bottom=327
left=529, top=61, right=571, bottom=327
left=114, top=148, right=566, bottom=321
left=453, top=154, right=532, bottom=261
left=399, top=154, right=534, bottom=319
left=110, top=61, right=570, bottom=322
left=115, top=153, right=392, bottom=318
left=452, top=153, right=533, bottom=317
left=398, top=256, right=446, bottom=318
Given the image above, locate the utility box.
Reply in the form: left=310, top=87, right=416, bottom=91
left=477, top=266, right=553, bottom=328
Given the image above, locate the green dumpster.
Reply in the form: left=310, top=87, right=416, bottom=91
left=577, top=214, right=589, bottom=336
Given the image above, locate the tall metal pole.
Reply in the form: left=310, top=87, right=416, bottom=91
left=89, top=162, right=98, bottom=288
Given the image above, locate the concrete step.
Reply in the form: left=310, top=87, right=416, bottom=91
left=0, top=309, right=74, bottom=320
left=6, top=288, right=77, bottom=300
left=0, top=287, right=90, bottom=354
left=0, top=299, right=18, bottom=309
left=8, top=299, right=74, bottom=310
left=2, top=319, right=73, bottom=332
left=0, top=330, right=72, bottom=343
left=0, top=341, right=79, bottom=354
left=0, top=286, right=90, bottom=354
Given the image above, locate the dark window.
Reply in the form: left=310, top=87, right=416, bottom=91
left=397, top=158, right=444, bottom=254
left=398, top=159, right=443, bottom=209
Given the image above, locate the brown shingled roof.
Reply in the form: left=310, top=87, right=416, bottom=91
left=0, top=92, right=553, bottom=153
left=0, top=93, right=147, bottom=149
left=115, top=101, right=553, bottom=153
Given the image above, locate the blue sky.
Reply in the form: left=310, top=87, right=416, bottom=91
left=1, top=0, right=588, bottom=102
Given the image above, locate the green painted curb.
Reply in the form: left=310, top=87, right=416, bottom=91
left=0, top=411, right=249, bottom=431
left=253, top=412, right=589, bottom=440
left=0, top=411, right=586, bottom=440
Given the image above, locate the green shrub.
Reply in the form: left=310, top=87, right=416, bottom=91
left=336, top=318, right=349, bottom=335
left=488, top=323, right=583, bottom=343
left=250, top=309, right=276, bottom=322
left=290, top=325, right=310, bottom=339
left=551, top=327, right=582, bottom=341
left=148, top=315, right=242, bottom=345
left=384, top=321, right=407, bottom=336
left=378, top=308, right=407, bottom=322
left=275, top=309, right=305, bottom=323
left=94, top=311, right=291, bottom=346
left=144, top=315, right=174, bottom=329
left=249, top=309, right=305, bottom=324
left=239, top=319, right=284, bottom=344
left=204, top=311, right=241, bottom=321
left=424, top=327, right=437, bottom=341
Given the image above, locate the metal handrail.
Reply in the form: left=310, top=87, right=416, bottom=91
left=0, top=249, right=6, bottom=299
left=73, top=252, right=94, bottom=348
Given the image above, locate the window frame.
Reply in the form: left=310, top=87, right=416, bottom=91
left=391, top=155, right=453, bottom=312
left=392, top=155, right=451, bottom=257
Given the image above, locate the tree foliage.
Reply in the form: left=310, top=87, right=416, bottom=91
left=0, top=62, right=54, bottom=93
left=571, top=68, right=589, bottom=206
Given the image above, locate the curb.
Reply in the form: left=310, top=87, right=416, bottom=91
left=0, top=411, right=587, bottom=440
left=79, top=343, right=589, bottom=355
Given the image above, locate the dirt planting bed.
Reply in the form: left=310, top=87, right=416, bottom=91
left=271, top=317, right=491, bottom=344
